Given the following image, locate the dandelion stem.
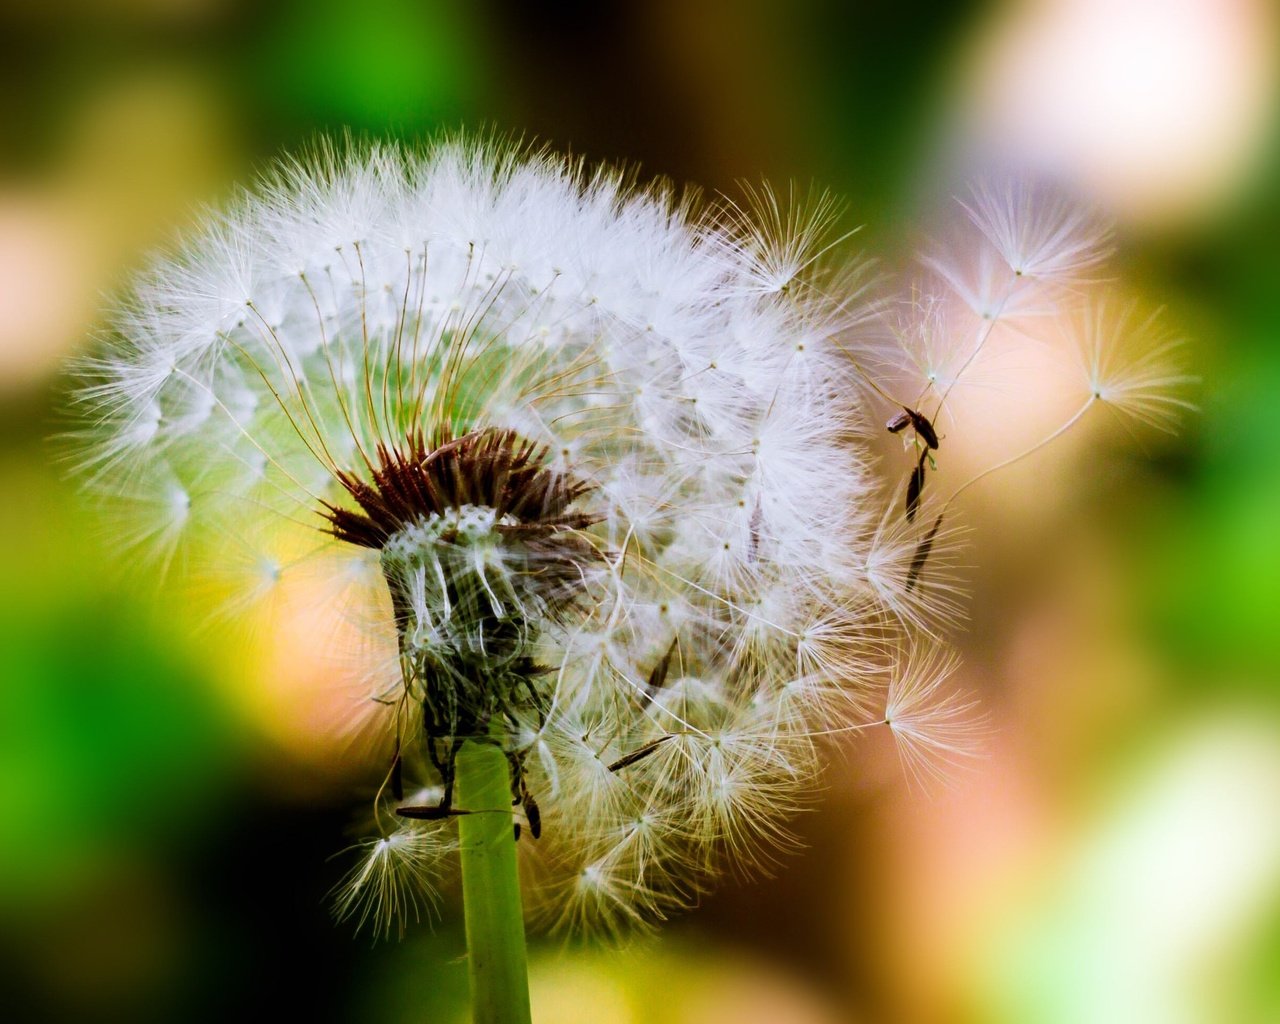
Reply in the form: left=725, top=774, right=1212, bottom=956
left=456, top=721, right=532, bottom=1024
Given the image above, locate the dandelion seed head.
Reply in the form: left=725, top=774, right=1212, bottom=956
left=64, top=135, right=1181, bottom=937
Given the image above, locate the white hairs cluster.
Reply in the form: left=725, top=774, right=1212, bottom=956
left=67, top=137, right=1185, bottom=936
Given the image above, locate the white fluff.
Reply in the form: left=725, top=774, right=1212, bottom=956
left=68, top=138, right=1181, bottom=935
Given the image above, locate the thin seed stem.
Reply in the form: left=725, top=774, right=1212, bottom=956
left=456, top=720, right=532, bottom=1024
left=941, top=396, right=1096, bottom=514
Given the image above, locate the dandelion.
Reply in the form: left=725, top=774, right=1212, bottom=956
left=65, top=136, right=1185, bottom=1023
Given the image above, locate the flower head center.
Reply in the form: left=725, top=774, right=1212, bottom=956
left=323, top=427, right=604, bottom=756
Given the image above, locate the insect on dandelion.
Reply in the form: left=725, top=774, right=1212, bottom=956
left=65, top=137, right=1188, bottom=1022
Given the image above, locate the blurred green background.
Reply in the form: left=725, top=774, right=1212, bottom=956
left=2, top=1, right=1278, bottom=1021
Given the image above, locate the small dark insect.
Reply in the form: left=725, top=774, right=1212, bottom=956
left=906, top=409, right=939, bottom=450
left=906, top=513, right=944, bottom=592
left=886, top=409, right=912, bottom=433
left=608, top=733, right=676, bottom=772
left=905, top=447, right=929, bottom=521
left=886, top=406, right=939, bottom=450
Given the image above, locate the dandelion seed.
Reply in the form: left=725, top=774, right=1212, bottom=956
left=715, top=181, right=851, bottom=298
left=884, top=646, right=984, bottom=790
left=1076, top=297, right=1196, bottom=433
left=331, top=824, right=453, bottom=940
left=860, top=503, right=964, bottom=630
left=958, top=176, right=1113, bottom=284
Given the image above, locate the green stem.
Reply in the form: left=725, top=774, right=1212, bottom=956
left=456, top=725, right=532, bottom=1024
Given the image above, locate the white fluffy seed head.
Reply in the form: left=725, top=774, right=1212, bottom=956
left=65, top=136, right=1179, bottom=937
left=66, top=135, right=894, bottom=935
